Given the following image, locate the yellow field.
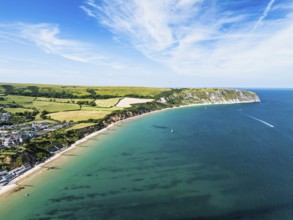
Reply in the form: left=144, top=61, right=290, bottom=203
left=81, top=106, right=123, bottom=111
left=48, top=111, right=110, bottom=122
left=94, top=98, right=120, bottom=107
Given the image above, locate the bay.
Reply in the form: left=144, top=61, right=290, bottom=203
left=1, top=90, right=293, bottom=220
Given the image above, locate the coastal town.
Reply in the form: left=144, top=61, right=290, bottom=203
left=0, top=111, right=74, bottom=186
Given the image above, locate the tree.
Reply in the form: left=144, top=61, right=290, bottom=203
left=41, top=110, right=49, bottom=119
left=1, top=85, right=14, bottom=94
left=27, top=86, right=39, bottom=96
left=86, top=89, right=97, bottom=98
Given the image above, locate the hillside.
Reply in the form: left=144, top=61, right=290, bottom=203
left=157, top=88, right=260, bottom=105
left=0, top=83, right=260, bottom=171
left=0, top=83, right=170, bottom=98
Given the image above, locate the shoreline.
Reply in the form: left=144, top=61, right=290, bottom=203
left=0, top=100, right=258, bottom=198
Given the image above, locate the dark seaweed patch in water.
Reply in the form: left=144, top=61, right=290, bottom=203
left=109, top=190, right=121, bottom=195
left=132, top=187, right=144, bottom=192
left=186, top=174, right=230, bottom=184
left=49, top=195, right=84, bottom=203
left=45, top=209, right=59, bottom=216
left=121, top=152, right=133, bottom=156
left=159, top=179, right=182, bottom=189
left=133, top=178, right=145, bottom=182
left=57, top=213, right=76, bottom=219
left=142, top=183, right=159, bottom=190
left=30, top=217, right=52, bottom=220
left=70, top=185, right=90, bottom=190
left=153, top=125, right=169, bottom=129
left=75, top=194, right=214, bottom=219
left=171, top=199, right=293, bottom=220
left=86, top=193, right=98, bottom=198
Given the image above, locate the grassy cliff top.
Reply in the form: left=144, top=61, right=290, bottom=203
left=0, top=82, right=171, bottom=98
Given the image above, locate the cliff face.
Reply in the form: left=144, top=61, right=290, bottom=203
left=102, top=109, right=150, bottom=127
left=158, top=88, right=260, bottom=105
left=97, top=89, right=260, bottom=128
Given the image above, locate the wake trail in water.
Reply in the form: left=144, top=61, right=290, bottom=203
left=244, top=114, right=274, bottom=128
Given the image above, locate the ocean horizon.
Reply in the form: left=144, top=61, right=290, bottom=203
left=1, top=89, right=293, bottom=220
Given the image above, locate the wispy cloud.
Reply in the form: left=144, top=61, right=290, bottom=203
left=251, top=0, right=276, bottom=32
left=81, top=0, right=293, bottom=81
left=0, top=23, right=106, bottom=63
left=80, top=6, right=96, bottom=17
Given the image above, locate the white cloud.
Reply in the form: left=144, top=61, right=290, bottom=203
left=0, top=23, right=106, bottom=63
left=80, top=0, right=293, bottom=85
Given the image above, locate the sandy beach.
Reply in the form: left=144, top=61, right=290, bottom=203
left=0, top=124, right=112, bottom=198
left=0, top=100, right=257, bottom=199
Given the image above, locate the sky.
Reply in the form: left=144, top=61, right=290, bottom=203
left=0, top=0, right=292, bottom=88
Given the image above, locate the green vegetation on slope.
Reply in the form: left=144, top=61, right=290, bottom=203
left=0, top=82, right=260, bottom=170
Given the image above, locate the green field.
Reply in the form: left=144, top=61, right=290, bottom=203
left=0, top=83, right=170, bottom=98
left=72, top=99, right=95, bottom=103
left=0, top=95, right=35, bottom=105
left=3, top=108, right=35, bottom=114
left=48, top=110, right=110, bottom=122
left=36, top=97, right=95, bottom=104
left=36, top=97, right=72, bottom=103
left=27, top=101, right=80, bottom=113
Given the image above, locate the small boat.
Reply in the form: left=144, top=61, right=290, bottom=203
left=25, top=193, right=29, bottom=197
left=171, top=129, right=174, bottom=133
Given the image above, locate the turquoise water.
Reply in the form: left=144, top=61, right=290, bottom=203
left=1, top=90, right=293, bottom=219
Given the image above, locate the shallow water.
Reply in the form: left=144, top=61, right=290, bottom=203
left=1, top=90, right=293, bottom=220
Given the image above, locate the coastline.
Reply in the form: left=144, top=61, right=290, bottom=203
left=0, top=100, right=259, bottom=198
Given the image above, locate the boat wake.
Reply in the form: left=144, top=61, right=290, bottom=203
left=245, top=114, right=274, bottom=128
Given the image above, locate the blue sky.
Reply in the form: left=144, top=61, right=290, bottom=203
left=0, top=0, right=292, bottom=88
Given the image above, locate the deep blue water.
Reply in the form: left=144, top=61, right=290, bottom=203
left=1, top=89, right=293, bottom=220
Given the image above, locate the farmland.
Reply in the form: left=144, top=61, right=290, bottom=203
left=0, top=83, right=170, bottom=98
left=94, top=98, right=120, bottom=107
left=0, top=95, right=35, bottom=105
left=3, top=108, right=35, bottom=114
left=48, top=111, right=110, bottom=122
left=28, top=101, right=81, bottom=113
left=0, top=82, right=260, bottom=172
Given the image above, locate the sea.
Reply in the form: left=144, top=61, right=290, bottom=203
left=0, top=89, right=293, bottom=220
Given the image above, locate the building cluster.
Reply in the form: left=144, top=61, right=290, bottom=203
left=0, top=163, right=32, bottom=186
left=0, top=112, right=12, bottom=124
left=0, top=121, right=74, bottom=149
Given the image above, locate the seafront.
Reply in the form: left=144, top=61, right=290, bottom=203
left=2, top=89, right=291, bottom=220
left=0, top=124, right=116, bottom=198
